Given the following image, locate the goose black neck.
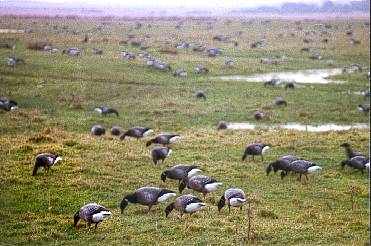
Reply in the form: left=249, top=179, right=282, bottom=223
left=217, top=195, right=226, bottom=212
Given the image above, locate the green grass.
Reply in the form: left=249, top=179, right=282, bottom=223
left=0, top=16, right=369, bottom=245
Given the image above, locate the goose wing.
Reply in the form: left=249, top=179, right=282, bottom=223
left=79, top=203, right=108, bottom=222
left=225, top=188, right=245, bottom=200
left=246, top=144, right=262, bottom=154
left=169, top=165, right=189, bottom=179
left=38, top=153, right=56, bottom=165
left=136, top=187, right=160, bottom=205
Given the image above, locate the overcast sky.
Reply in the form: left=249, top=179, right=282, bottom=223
left=16, top=0, right=356, bottom=8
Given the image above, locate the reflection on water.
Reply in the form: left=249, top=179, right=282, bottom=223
left=225, top=122, right=369, bottom=132
left=211, top=68, right=346, bottom=84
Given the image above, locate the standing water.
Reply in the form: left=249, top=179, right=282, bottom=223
left=210, top=68, right=346, bottom=84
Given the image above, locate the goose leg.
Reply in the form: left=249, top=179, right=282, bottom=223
left=261, top=155, right=264, bottom=161
left=228, top=205, right=231, bottom=214
left=94, top=222, right=99, bottom=230
left=305, top=174, right=308, bottom=180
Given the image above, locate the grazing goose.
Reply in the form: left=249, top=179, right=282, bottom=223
left=121, top=51, right=136, bottom=60
left=194, top=65, right=209, bottom=73
left=120, top=187, right=176, bottom=213
left=151, top=60, right=171, bottom=71
left=94, top=106, right=119, bottom=117
left=73, top=203, right=112, bottom=230
left=217, top=121, right=228, bottom=130
left=217, top=188, right=246, bottom=213
left=357, top=104, right=370, bottom=114
left=165, top=194, right=206, bottom=217
left=192, top=45, right=206, bottom=52
left=161, top=165, right=202, bottom=183
left=62, top=47, right=80, bottom=56
left=309, top=54, right=322, bottom=60
left=174, top=69, right=187, bottom=77
left=51, top=48, right=59, bottom=53
left=120, top=126, right=153, bottom=140
left=340, top=143, right=366, bottom=159
left=92, top=48, right=103, bottom=55
left=284, top=82, right=296, bottom=90
left=207, top=48, right=222, bottom=57
left=225, top=59, right=235, bottom=67
left=273, top=97, right=287, bottom=106
left=110, top=126, right=122, bottom=136
left=91, top=125, right=106, bottom=136
left=194, top=90, right=206, bottom=100
left=300, top=47, right=312, bottom=52
left=32, top=153, right=62, bottom=176
left=179, top=175, right=223, bottom=197
left=283, top=160, right=322, bottom=181
left=341, top=156, right=369, bottom=173
left=0, top=98, right=18, bottom=111
left=254, top=111, right=264, bottom=120
left=242, top=144, right=270, bottom=161
left=146, top=134, right=181, bottom=146
left=151, top=146, right=172, bottom=165
left=7, top=56, right=24, bottom=66
left=266, top=155, right=302, bottom=179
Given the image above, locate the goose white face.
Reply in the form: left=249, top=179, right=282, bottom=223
left=143, top=129, right=154, bottom=136
left=54, top=156, right=63, bottom=164
left=169, top=136, right=181, bottom=143
left=308, top=166, right=322, bottom=173
left=262, top=146, right=270, bottom=153
left=94, top=108, right=103, bottom=113
left=229, top=198, right=246, bottom=207
left=187, top=168, right=202, bottom=177
left=185, top=202, right=206, bottom=213
left=205, top=182, right=223, bottom=192
left=92, top=211, right=112, bottom=223
left=157, top=192, right=176, bottom=202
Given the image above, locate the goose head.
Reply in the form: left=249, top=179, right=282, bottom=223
left=160, top=171, right=168, bottom=182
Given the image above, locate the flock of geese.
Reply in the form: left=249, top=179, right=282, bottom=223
left=1, top=98, right=369, bottom=230
left=1, top=20, right=369, bottom=232
left=19, top=103, right=367, bottom=230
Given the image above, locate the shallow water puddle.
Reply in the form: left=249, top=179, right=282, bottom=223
left=225, top=122, right=369, bottom=132
left=0, top=29, right=25, bottom=33
left=211, top=68, right=346, bottom=84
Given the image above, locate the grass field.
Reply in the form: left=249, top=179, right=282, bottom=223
left=0, top=16, right=370, bottom=245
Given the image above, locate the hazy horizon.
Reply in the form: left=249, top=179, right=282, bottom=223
left=0, top=0, right=361, bottom=9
